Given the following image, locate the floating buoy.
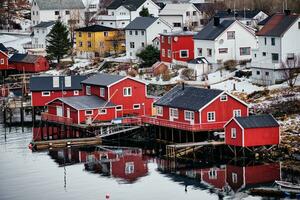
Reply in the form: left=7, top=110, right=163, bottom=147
left=105, top=193, right=110, bottom=199
left=28, top=143, right=33, bottom=150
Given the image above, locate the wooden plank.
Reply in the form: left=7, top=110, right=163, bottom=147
left=167, top=141, right=225, bottom=149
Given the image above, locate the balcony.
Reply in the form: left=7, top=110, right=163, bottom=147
left=41, top=113, right=73, bottom=125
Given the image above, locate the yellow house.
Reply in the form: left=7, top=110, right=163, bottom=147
left=75, top=25, right=125, bottom=58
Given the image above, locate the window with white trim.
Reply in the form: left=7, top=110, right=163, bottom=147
left=100, top=87, right=105, bottom=97
left=170, top=108, right=178, bottom=119
left=231, top=128, right=236, bottom=138
left=227, top=31, right=235, bottom=39
left=86, top=85, right=91, bottom=95
left=133, top=104, right=140, bottom=110
left=73, top=90, right=79, bottom=95
left=156, top=106, right=163, bottom=116
left=167, top=49, right=171, bottom=58
left=209, top=169, right=217, bottom=179
left=0, top=59, right=4, bottom=64
left=116, top=105, right=123, bottom=111
left=184, top=110, right=194, bottom=121
left=123, top=87, right=132, bottom=97
left=232, top=173, right=238, bottom=183
left=85, top=110, right=93, bottom=115
left=125, top=162, right=134, bottom=174
left=99, top=109, right=107, bottom=115
left=233, top=109, right=241, bottom=117
left=207, top=112, right=215, bottom=122
left=162, top=49, right=165, bottom=57
left=42, top=91, right=50, bottom=96
left=220, top=94, right=228, bottom=101
left=180, top=50, right=188, bottom=58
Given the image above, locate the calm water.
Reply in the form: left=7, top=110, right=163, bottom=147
left=0, top=125, right=297, bottom=200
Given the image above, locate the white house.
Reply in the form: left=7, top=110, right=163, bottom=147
left=94, top=0, right=160, bottom=29
left=159, top=3, right=206, bottom=31
left=82, top=0, right=99, bottom=13
left=31, top=0, right=85, bottom=27
left=251, top=12, right=300, bottom=85
left=31, top=21, right=55, bottom=49
left=193, top=17, right=257, bottom=65
left=125, top=17, right=172, bottom=60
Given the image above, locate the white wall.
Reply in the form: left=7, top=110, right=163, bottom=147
left=32, top=25, right=53, bottom=49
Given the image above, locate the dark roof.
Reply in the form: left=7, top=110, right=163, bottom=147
left=155, top=2, right=165, bottom=9
left=56, top=95, right=115, bottom=110
left=107, top=0, right=146, bottom=11
left=216, top=10, right=261, bottom=19
left=194, top=19, right=235, bottom=40
left=0, top=43, right=8, bottom=52
left=257, top=14, right=273, bottom=26
left=235, top=114, right=279, bottom=129
left=125, top=17, right=158, bottom=30
left=35, top=0, right=85, bottom=10
left=29, top=75, right=87, bottom=91
left=81, top=73, right=125, bottom=86
left=193, top=3, right=213, bottom=12
left=33, top=21, right=56, bottom=28
left=9, top=53, right=42, bottom=64
left=75, top=25, right=117, bottom=32
left=188, top=57, right=209, bottom=64
left=256, top=13, right=299, bottom=37
left=154, top=85, right=223, bottom=111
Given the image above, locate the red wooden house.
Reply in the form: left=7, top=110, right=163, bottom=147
left=145, top=85, right=248, bottom=132
left=224, top=114, right=280, bottom=147
left=30, top=75, right=87, bottom=107
left=9, top=53, right=49, bottom=72
left=201, top=166, right=226, bottom=190
left=0, top=43, right=10, bottom=71
left=160, top=31, right=196, bottom=64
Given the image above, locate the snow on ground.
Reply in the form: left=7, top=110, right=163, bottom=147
left=0, top=34, right=31, bottom=53
left=70, top=58, right=91, bottom=70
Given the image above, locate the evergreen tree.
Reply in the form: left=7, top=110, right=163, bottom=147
left=136, top=45, right=160, bottom=67
left=46, top=20, right=72, bottom=63
left=139, top=7, right=150, bottom=17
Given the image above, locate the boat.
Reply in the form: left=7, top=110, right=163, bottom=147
left=275, top=181, right=300, bottom=190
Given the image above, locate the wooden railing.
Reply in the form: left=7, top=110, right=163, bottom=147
left=41, top=112, right=73, bottom=125
left=122, top=117, right=142, bottom=125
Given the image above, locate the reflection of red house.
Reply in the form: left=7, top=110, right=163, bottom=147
left=9, top=53, right=49, bottom=72
left=201, top=167, right=226, bottom=189
left=226, top=163, right=281, bottom=191
left=225, top=114, right=280, bottom=147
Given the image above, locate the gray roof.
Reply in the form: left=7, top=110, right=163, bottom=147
left=188, top=57, right=209, bottom=64
left=235, top=114, right=279, bottom=129
left=154, top=85, right=223, bottom=111
left=29, top=75, right=87, bottom=91
left=81, top=73, right=125, bottom=86
left=216, top=10, right=262, bottom=19
left=0, top=43, right=8, bottom=52
left=9, top=53, right=40, bottom=63
left=194, top=19, right=235, bottom=40
left=33, top=21, right=56, bottom=28
left=125, top=17, right=158, bottom=30
left=56, top=95, right=115, bottom=110
left=107, top=0, right=146, bottom=11
left=35, top=0, right=85, bottom=10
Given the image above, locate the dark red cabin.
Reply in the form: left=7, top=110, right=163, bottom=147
left=9, top=53, right=49, bottom=72
left=0, top=43, right=9, bottom=71
left=224, top=114, right=280, bottom=147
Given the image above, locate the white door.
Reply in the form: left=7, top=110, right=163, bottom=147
left=190, top=112, right=195, bottom=125
left=56, top=106, right=63, bottom=117
left=67, top=108, right=70, bottom=118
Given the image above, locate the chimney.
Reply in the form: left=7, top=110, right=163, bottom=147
left=182, top=82, right=185, bottom=90
left=284, top=9, right=291, bottom=15
left=213, top=16, right=220, bottom=26
left=183, top=26, right=188, bottom=31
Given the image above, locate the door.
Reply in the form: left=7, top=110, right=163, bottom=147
left=67, top=108, right=70, bottom=118
left=56, top=106, right=63, bottom=117
left=190, top=112, right=195, bottom=125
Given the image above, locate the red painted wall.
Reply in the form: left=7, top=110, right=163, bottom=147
left=160, top=35, right=195, bottom=63
left=226, top=165, right=244, bottom=191
left=0, top=51, right=9, bottom=70
left=244, top=127, right=280, bottom=147
left=245, top=163, right=280, bottom=185
left=82, top=84, right=108, bottom=100
left=31, top=90, right=84, bottom=107
left=157, top=106, right=200, bottom=124
left=9, top=56, right=49, bottom=72
left=201, top=168, right=226, bottom=189
left=225, top=119, right=243, bottom=146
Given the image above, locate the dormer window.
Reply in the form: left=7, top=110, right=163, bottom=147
left=220, top=94, right=228, bottom=101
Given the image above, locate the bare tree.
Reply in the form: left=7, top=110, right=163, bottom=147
left=110, top=30, right=125, bottom=56
left=281, top=54, right=300, bottom=87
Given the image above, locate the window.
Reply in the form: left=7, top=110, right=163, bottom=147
left=168, top=37, right=171, bottom=44
left=78, top=32, right=82, bottom=37
left=197, top=48, right=202, bottom=56
left=100, top=88, right=105, bottom=97
left=42, top=91, right=50, bottom=96
left=74, top=90, right=79, bottom=95
left=167, top=49, right=171, bottom=58
left=123, top=87, right=132, bottom=96
left=265, top=71, right=269, bottom=76
left=135, top=30, right=138, bottom=35
left=65, top=10, right=70, bottom=15
left=209, top=169, right=217, bottom=179
left=99, top=109, right=107, bottom=115
left=192, top=21, right=198, bottom=27
left=173, top=23, right=181, bottom=27
left=133, top=104, right=140, bottom=110
left=87, top=41, right=92, bottom=48
left=180, top=50, right=188, bottom=58
left=271, top=38, right=275, bottom=46
left=238, top=47, right=250, bottom=56
left=88, top=32, right=92, bottom=37
left=170, top=108, right=178, bottom=119
left=256, top=70, right=260, bottom=75
left=272, top=53, right=279, bottom=63
left=0, top=59, right=4, bottom=64
left=262, top=52, right=266, bottom=56
left=232, top=173, right=238, bottom=183
left=186, top=11, right=190, bottom=16
left=55, top=11, right=59, bottom=15
left=192, top=11, right=197, bottom=16
left=156, top=106, right=163, bottom=116
left=89, top=4, right=96, bottom=9
left=184, top=111, right=194, bottom=121
left=264, top=37, right=267, bottom=45
left=129, top=30, right=132, bottom=35
left=116, top=105, right=123, bottom=111
left=162, top=49, right=165, bottom=57
left=32, top=11, right=35, bottom=15
left=141, top=31, right=144, bottom=35
left=86, top=86, right=91, bottom=95
left=79, top=41, right=83, bottom=47
left=85, top=110, right=93, bottom=115
left=227, top=31, right=235, bottom=39
left=100, top=41, right=104, bottom=47
left=207, top=48, right=212, bottom=57
left=104, top=32, right=108, bottom=37
left=219, top=48, right=228, bottom=54
left=233, top=109, right=241, bottom=117
left=141, top=42, right=145, bottom=47
left=207, top=112, right=215, bottom=122
left=220, top=94, right=228, bottom=101
left=130, top=42, right=135, bottom=48
left=231, top=128, right=237, bottom=138
left=161, top=36, right=164, bottom=43
left=125, top=162, right=134, bottom=174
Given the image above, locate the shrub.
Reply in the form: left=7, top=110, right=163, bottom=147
left=224, top=59, right=237, bottom=71
left=181, top=68, right=196, bottom=81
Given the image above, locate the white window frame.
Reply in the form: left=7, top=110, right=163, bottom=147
left=86, top=85, right=91, bottom=95
left=179, top=50, right=189, bottom=58
left=156, top=106, right=163, bottom=116
left=220, top=94, right=228, bottom=101
left=207, top=111, right=215, bottom=122
left=231, top=128, right=237, bottom=138
left=73, top=90, right=79, bottom=95
left=209, top=169, right=217, bottom=179
left=233, top=109, right=241, bottom=117
left=123, top=87, right=132, bottom=97
left=162, top=49, right=165, bottom=57
left=42, top=91, right=51, bottom=96
left=85, top=110, right=93, bottom=116
left=232, top=173, right=238, bottom=183
left=167, top=49, right=171, bottom=58
left=116, top=105, right=123, bottom=111
left=99, top=108, right=107, bottom=115
left=170, top=108, right=178, bottom=119
left=100, top=87, right=105, bottom=97
left=125, top=162, right=134, bottom=174
left=0, top=58, right=4, bottom=64
left=184, top=110, right=194, bottom=121
left=133, top=104, right=140, bottom=110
